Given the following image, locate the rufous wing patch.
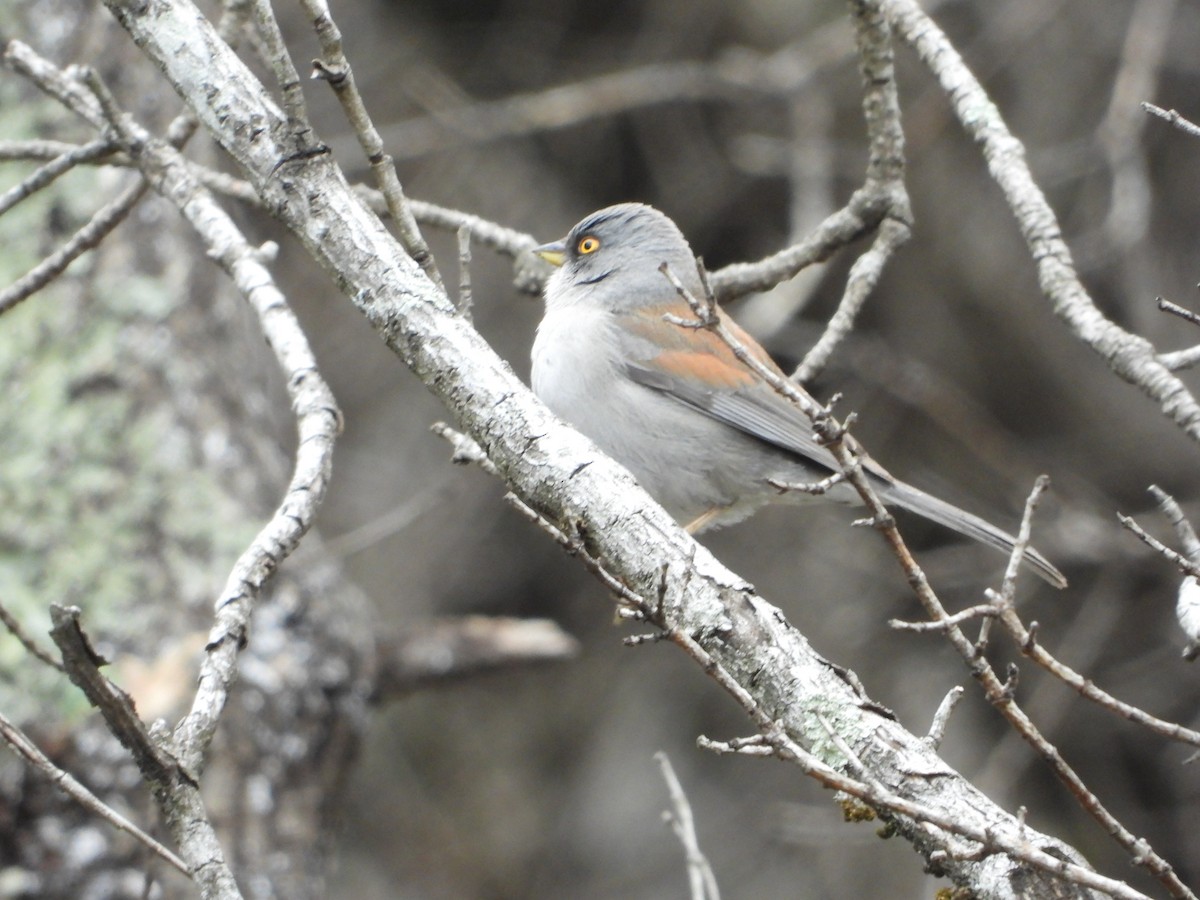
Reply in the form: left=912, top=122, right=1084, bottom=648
left=623, top=302, right=786, bottom=390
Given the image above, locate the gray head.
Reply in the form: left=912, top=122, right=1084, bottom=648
left=534, top=203, right=702, bottom=313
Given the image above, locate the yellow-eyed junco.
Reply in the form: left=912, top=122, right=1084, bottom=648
left=531, top=203, right=1065, bottom=588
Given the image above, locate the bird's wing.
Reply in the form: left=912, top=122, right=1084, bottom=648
left=620, top=302, right=876, bottom=479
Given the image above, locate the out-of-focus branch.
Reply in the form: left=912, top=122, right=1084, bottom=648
left=1124, top=486, right=1200, bottom=660
left=0, top=174, right=148, bottom=316
left=372, top=616, right=579, bottom=701
left=656, top=752, right=721, bottom=900
left=1092, top=0, right=1174, bottom=253
left=0, top=136, right=115, bottom=216
left=370, top=22, right=856, bottom=163
left=794, top=0, right=910, bottom=382
left=0, top=597, right=64, bottom=672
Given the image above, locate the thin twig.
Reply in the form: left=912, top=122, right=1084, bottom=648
left=997, top=476, right=1052, bottom=604
left=1158, top=297, right=1200, bottom=329
left=925, top=686, right=965, bottom=749
left=249, top=0, right=309, bottom=126
left=48, top=605, right=178, bottom=788
left=505, top=493, right=650, bottom=616
left=0, top=138, right=101, bottom=160
left=0, top=709, right=189, bottom=876
left=1146, top=485, right=1200, bottom=659
left=0, top=173, right=148, bottom=316
left=430, top=421, right=497, bottom=473
left=302, top=0, right=444, bottom=290
left=3, top=43, right=105, bottom=128
left=1120, top=513, right=1200, bottom=582
left=1149, top=485, right=1200, bottom=561
left=0, top=599, right=64, bottom=672
left=795, top=0, right=911, bottom=382
left=655, top=752, right=720, bottom=900
left=0, top=137, right=116, bottom=217
left=795, top=215, right=908, bottom=382
left=1157, top=298, right=1200, bottom=371
left=1142, top=102, right=1200, bottom=140
left=889, top=604, right=995, bottom=632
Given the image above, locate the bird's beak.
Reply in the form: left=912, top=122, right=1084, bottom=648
left=533, top=239, right=567, bottom=268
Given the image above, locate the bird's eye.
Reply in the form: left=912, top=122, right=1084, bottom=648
left=577, top=235, right=601, bottom=255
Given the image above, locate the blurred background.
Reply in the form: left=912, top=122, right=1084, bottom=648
left=7, top=0, right=1200, bottom=896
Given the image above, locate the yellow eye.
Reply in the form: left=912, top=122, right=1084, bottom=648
left=577, top=235, right=601, bottom=255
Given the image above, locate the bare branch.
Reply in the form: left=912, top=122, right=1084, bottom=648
left=49, top=605, right=175, bottom=782
left=1156, top=298, right=1200, bottom=371
left=1120, top=513, right=1200, bottom=582
left=796, top=216, right=907, bottom=382
left=1143, top=101, right=1200, bottom=140
left=1150, top=484, right=1200, bottom=561
left=249, top=0, right=309, bottom=125
left=890, top=604, right=995, bottom=632
left=0, top=137, right=116, bottom=217
left=373, top=616, right=579, bottom=701
left=0, top=176, right=148, bottom=316
left=0, top=137, right=101, bottom=160
left=679, top=626, right=1145, bottom=899
left=656, top=752, right=720, bottom=900
left=666, top=235, right=1185, bottom=893
left=794, top=0, right=911, bottom=383
left=0, top=709, right=189, bottom=876
left=303, top=0, right=444, bottom=290
left=456, top=223, right=473, bottom=319
left=1143, top=486, right=1200, bottom=660
left=0, top=597, right=64, bottom=672
left=884, top=0, right=1200, bottom=452
left=925, top=686, right=965, bottom=750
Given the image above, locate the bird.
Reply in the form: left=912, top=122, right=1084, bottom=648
left=530, top=202, right=1066, bottom=588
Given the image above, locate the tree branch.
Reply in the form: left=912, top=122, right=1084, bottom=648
left=884, top=0, right=1200, bottom=450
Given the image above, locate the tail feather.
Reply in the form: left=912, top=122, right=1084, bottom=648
left=878, top=479, right=1067, bottom=589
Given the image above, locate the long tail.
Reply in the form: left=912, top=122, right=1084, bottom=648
left=878, top=479, right=1067, bottom=589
